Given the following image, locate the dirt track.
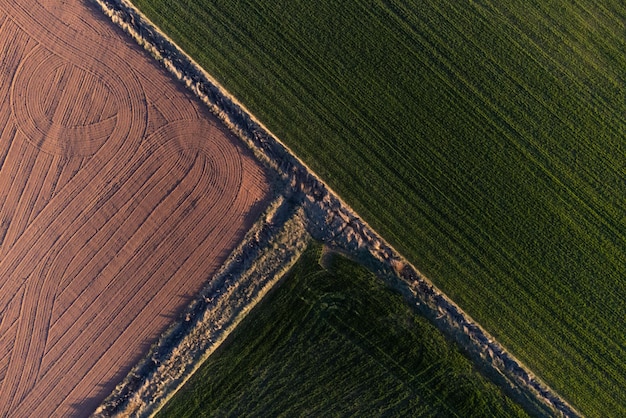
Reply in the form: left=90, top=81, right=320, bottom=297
left=0, top=1, right=269, bottom=416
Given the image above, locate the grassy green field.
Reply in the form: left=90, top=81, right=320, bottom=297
left=133, top=0, right=626, bottom=415
left=158, top=244, right=529, bottom=417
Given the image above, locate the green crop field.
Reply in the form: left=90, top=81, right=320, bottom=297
left=133, top=0, right=626, bottom=415
left=158, top=244, right=528, bottom=417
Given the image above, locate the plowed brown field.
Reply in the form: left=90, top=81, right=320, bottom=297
left=0, top=1, right=269, bottom=416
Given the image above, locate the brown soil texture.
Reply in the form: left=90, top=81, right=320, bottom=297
left=0, top=1, right=270, bottom=416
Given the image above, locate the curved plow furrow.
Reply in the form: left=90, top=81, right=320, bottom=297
left=0, top=136, right=40, bottom=253
left=1, top=145, right=54, bottom=256
left=0, top=0, right=270, bottom=415
left=9, top=121, right=247, bottom=416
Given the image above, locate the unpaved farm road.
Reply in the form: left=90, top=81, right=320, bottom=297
left=0, top=0, right=269, bottom=416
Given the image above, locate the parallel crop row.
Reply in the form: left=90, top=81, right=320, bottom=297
left=131, top=0, right=626, bottom=415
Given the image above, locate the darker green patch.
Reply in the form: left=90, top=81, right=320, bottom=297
left=158, top=245, right=527, bottom=417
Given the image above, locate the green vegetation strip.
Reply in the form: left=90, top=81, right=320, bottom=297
left=131, top=1, right=626, bottom=415
left=158, top=244, right=528, bottom=417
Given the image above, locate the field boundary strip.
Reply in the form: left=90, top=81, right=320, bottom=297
left=89, top=1, right=581, bottom=416
left=94, top=198, right=310, bottom=417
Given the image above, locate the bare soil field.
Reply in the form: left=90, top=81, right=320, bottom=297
left=0, top=1, right=269, bottom=416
